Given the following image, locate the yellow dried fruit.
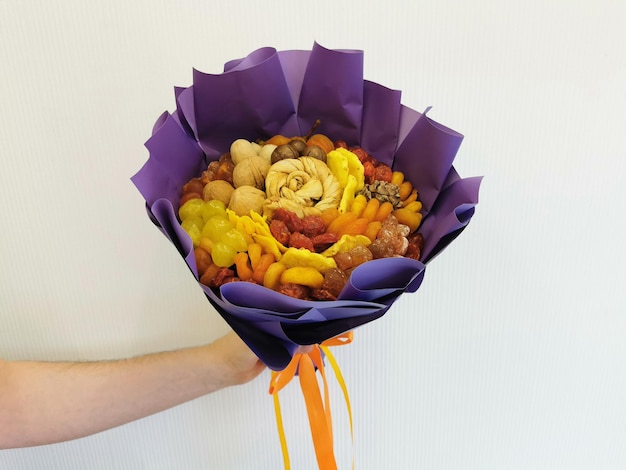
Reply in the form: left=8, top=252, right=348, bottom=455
left=280, top=267, right=325, bottom=289
left=326, top=148, right=364, bottom=191
left=393, top=208, right=423, bottom=232
left=321, top=234, right=371, bottom=257
left=263, top=262, right=287, bottom=290
left=280, top=247, right=337, bottom=273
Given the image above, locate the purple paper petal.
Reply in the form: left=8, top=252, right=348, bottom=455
left=297, top=42, right=364, bottom=144
left=132, top=113, right=205, bottom=208
left=359, top=80, right=402, bottom=166
left=393, top=110, right=464, bottom=215
left=192, top=48, right=296, bottom=160
left=338, top=257, right=425, bottom=302
left=421, top=175, right=483, bottom=262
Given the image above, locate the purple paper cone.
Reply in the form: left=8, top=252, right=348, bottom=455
left=132, top=43, right=481, bottom=370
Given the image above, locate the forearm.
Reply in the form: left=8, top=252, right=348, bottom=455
left=0, top=342, right=234, bottom=449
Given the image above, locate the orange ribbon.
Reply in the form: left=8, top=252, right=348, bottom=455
left=269, top=332, right=354, bottom=470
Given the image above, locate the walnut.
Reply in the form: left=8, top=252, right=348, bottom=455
left=227, top=185, right=266, bottom=216
left=202, top=180, right=235, bottom=206
left=232, top=156, right=271, bottom=189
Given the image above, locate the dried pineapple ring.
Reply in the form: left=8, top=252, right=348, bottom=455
left=264, top=157, right=341, bottom=218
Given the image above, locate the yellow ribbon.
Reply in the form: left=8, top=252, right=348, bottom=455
left=269, top=332, right=354, bottom=470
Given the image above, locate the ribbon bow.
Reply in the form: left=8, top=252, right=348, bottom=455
left=269, top=332, right=354, bottom=470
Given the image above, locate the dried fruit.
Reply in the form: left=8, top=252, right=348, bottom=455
left=281, top=266, right=325, bottom=289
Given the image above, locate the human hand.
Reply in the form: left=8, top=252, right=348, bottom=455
left=208, top=331, right=266, bottom=388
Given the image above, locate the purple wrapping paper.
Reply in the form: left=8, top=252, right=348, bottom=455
left=132, top=43, right=482, bottom=370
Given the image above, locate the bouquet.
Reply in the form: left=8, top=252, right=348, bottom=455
left=132, top=42, right=481, bottom=469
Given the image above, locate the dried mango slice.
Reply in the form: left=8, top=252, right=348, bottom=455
left=280, top=247, right=337, bottom=273
left=253, top=234, right=285, bottom=260
left=321, top=234, right=371, bottom=257
left=280, top=266, right=325, bottom=289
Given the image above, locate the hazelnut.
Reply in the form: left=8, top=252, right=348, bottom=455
left=288, top=139, right=307, bottom=154
left=271, top=144, right=300, bottom=164
left=301, top=145, right=326, bottom=162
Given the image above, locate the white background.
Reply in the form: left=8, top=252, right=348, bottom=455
left=1, top=1, right=625, bottom=469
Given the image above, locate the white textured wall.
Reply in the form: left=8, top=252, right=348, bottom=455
left=1, top=1, right=625, bottom=468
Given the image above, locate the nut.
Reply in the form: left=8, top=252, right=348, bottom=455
left=301, top=145, right=326, bottom=162
left=271, top=144, right=300, bottom=164
left=230, top=139, right=258, bottom=165
left=227, top=185, right=266, bottom=217
left=232, top=156, right=271, bottom=189
left=202, top=179, right=235, bottom=206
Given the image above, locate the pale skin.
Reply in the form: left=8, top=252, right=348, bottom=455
left=0, top=331, right=265, bottom=450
